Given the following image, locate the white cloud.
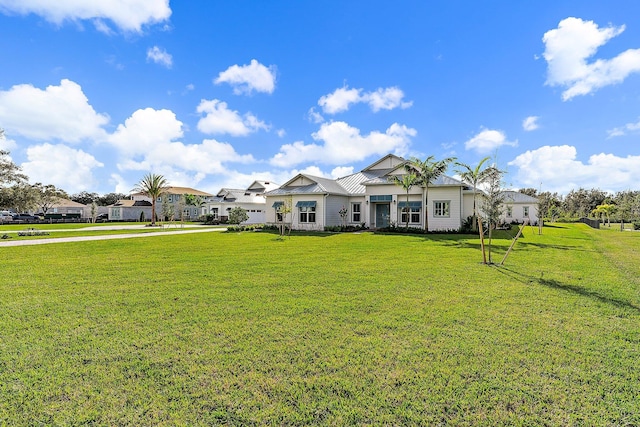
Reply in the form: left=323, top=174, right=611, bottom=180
left=607, top=117, right=640, bottom=138
left=0, top=0, right=171, bottom=33
left=270, top=121, right=416, bottom=167
left=307, top=107, right=325, bottom=123
left=214, top=59, right=276, bottom=95
left=276, top=129, right=286, bottom=138
left=522, top=116, right=540, bottom=131
left=464, top=128, right=517, bottom=153
left=21, top=143, right=104, bottom=193
left=146, top=46, right=172, bottom=68
left=108, top=108, right=183, bottom=155
left=318, top=87, right=363, bottom=114
left=0, top=136, right=17, bottom=151
left=509, top=145, right=640, bottom=193
left=318, top=85, right=412, bottom=114
left=330, top=166, right=354, bottom=178
left=107, top=107, right=255, bottom=179
left=196, top=99, right=269, bottom=136
left=543, top=17, right=640, bottom=100
left=366, top=87, right=413, bottom=112
left=0, top=79, right=109, bottom=143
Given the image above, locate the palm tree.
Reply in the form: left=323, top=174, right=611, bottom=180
left=455, top=156, right=491, bottom=232
left=132, top=173, right=169, bottom=226
left=406, top=156, right=456, bottom=231
left=389, top=172, right=420, bottom=229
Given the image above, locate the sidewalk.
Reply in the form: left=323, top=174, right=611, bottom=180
left=0, top=227, right=225, bottom=247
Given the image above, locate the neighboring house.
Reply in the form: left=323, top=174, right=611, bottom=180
left=501, top=191, right=539, bottom=225
left=109, top=199, right=153, bottom=221
left=43, top=198, right=90, bottom=219
left=265, top=154, right=478, bottom=231
left=110, top=186, right=213, bottom=221
left=206, top=180, right=279, bottom=224
left=130, top=187, right=213, bottom=221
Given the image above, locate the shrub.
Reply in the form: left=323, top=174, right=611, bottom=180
left=633, top=221, right=640, bottom=231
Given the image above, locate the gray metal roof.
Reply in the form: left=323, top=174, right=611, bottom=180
left=362, top=173, right=465, bottom=187
left=336, top=168, right=393, bottom=194
left=503, top=191, right=538, bottom=203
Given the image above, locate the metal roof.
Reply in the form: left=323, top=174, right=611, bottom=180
left=503, top=191, right=538, bottom=203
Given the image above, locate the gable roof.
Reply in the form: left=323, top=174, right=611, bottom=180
left=503, top=191, right=538, bottom=203
left=266, top=174, right=350, bottom=197
left=51, top=198, right=88, bottom=208
left=132, top=186, right=213, bottom=198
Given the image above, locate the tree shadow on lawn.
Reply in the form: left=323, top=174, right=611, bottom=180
left=497, top=266, right=640, bottom=314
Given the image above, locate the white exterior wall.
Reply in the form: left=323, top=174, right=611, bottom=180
left=427, top=187, right=463, bottom=231
left=291, top=195, right=325, bottom=231
left=209, top=202, right=266, bottom=224
left=502, top=203, right=539, bottom=225
left=325, top=196, right=349, bottom=227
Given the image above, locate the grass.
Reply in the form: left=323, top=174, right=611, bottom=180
left=0, top=224, right=638, bottom=425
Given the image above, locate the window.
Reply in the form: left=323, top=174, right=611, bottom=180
left=299, top=206, right=316, bottom=223
left=352, top=203, right=361, bottom=222
left=401, top=207, right=421, bottom=224
left=296, top=201, right=317, bottom=223
left=398, top=201, right=421, bottom=223
left=506, top=206, right=513, bottom=217
left=523, top=206, right=529, bottom=217
left=433, top=201, right=450, bottom=218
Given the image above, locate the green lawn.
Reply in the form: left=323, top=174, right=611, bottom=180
left=0, top=224, right=638, bottom=425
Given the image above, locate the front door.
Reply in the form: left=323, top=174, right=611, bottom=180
left=375, top=203, right=390, bottom=228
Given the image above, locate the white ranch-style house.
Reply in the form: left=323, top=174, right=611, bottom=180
left=206, top=180, right=279, bottom=224
left=264, top=154, right=539, bottom=231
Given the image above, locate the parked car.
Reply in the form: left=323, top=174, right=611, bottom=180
left=12, top=213, right=40, bottom=222
left=0, top=211, right=14, bottom=222
left=95, top=213, right=109, bottom=222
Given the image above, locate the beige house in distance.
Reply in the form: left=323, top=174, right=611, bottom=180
left=110, top=186, right=213, bottom=221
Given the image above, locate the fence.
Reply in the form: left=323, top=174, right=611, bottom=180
left=579, top=217, right=600, bottom=229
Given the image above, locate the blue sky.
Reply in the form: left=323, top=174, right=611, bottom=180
left=1, top=1, right=640, bottom=196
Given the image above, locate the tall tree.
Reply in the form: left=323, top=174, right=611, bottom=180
left=33, top=183, right=68, bottom=215
left=456, top=156, right=491, bottom=232
left=0, top=150, right=27, bottom=186
left=406, top=155, right=456, bottom=231
left=132, top=173, right=169, bottom=226
left=70, top=191, right=99, bottom=205
left=389, top=172, right=420, bottom=230
left=1, top=183, right=38, bottom=213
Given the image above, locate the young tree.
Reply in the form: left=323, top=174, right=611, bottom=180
left=228, top=207, right=249, bottom=225
left=275, top=196, right=293, bottom=237
left=456, top=156, right=491, bottom=232
left=406, top=155, right=456, bottom=231
left=389, top=172, right=420, bottom=230
left=132, top=173, right=169, bottom=226
left=480, top=166, right=505, bottom=264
